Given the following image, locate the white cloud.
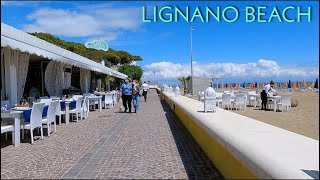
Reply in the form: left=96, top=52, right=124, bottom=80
left=21, top=4, right=142, bottom=42
left=143, top=59, right=319, bottom=82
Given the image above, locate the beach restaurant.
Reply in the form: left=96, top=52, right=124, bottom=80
left=1, top=22, right=127, bottom=106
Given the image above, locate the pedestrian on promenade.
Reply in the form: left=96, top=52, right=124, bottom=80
left=132, top=80, right=141, bottom=113
left=141, top=81, right=149, bottom=102
left=120, top=78, right=133, bottom=113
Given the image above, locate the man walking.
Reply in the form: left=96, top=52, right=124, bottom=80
left=261, top=81, right=278, bottom=110
left=141, top=81, right=149, bottom=102
left=120, top=78, right=133, bottom=112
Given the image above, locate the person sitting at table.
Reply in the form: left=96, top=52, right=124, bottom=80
left=94, top=87, right=100, bottom=96
left=260, top=81, right=278, bottom=110
left=28, top=85, right=40, bottom=99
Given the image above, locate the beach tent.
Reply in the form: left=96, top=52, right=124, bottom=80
left=315, top=78, right=318, bottom=89
left=288, top=80, right=292, bottom=89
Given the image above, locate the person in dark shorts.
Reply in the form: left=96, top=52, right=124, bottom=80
left=141, top=81, right=149, bottom=102
left=261, top=81, right=278, bottom=110
left=120, top=78, right=133, bottom=112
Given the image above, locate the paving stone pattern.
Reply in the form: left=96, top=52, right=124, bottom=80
left=1, top=90, right=223, bottom=179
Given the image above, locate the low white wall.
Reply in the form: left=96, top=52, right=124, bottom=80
left=162, top=91, right=319, bottom=179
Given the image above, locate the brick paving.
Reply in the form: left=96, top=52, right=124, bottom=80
left=1, top=90, right=223, bottom=179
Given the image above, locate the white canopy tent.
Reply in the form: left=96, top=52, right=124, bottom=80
left=1, top=22, right=127, bottom=104
left=1, top=22, right=127, bottom=79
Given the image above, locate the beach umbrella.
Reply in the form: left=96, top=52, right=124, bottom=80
left=243, top=82, right=246, bottom=88
left=279, top=82, right=282, bottom=89
left=315, top=78, right=318, bottom=89
left=302, top=80, right=305, bottom=87
left=274, top=82, right=277, bottom=89
left=233, top=83, right=236, bottom=87
left=292, top=81, right=296, bottom=88
left=288, top=80, right=292, bottom=89
left=297, top=81, right=300, bottom=89
left=311, top=81, right=315, bottom=88
left=255, top=82, right=257, bottom=88
left=307, top=82, right=310, bottom=87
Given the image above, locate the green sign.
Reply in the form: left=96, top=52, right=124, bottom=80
left=84, top=40, right=108, bottom=51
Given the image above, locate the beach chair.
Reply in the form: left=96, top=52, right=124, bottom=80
left=232, top=93, right=246, bottom=110
left=277, top=94, right=292, bottom=112
left=222, top=94, right=232, bottom=110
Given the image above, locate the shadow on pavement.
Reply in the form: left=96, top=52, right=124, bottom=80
left=159, top=99, right=224, bottom=180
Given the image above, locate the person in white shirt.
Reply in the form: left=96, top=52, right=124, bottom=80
left=141, top=81, right=149, bottom=102
left=261, top=81, right=278, bottom=110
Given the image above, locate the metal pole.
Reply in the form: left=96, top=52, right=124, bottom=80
left=190, top=23, right=193, bottom=95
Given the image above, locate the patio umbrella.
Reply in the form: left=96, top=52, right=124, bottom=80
left=315, top=78, right=318, bottom=89
left=279, top=81, right=282, bottom=89
left=288, top=80, right=292, bottom=89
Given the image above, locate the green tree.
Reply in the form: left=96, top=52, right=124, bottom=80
left=29, top=32, right=142, bottom=65
left=118, top=64, right=143, bottom=81
left=177, top=76, right=191, bottom=94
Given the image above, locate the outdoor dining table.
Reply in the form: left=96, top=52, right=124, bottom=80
left=1, top=111, right=23, bottom=147
left=248, top=94, right=261, bottom=107
left=268, top=95, right=282, bottom=112
left=86, top=96, right=102, bottom=112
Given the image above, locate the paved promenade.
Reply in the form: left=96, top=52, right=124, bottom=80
left=1, top=90, right=223, bottom=179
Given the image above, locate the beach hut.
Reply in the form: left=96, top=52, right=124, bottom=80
left=315, top=78, right=318, bottom=89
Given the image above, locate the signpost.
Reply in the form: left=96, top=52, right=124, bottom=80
left=84, top=39, right=109, bottom=51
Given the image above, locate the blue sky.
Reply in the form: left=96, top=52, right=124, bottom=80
left=1, top=1, right=319, bottom=84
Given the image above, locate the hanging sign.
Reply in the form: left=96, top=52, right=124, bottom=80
left=84, top=40, right=108, bottom=51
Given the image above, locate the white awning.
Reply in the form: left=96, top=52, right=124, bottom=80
left=1, top=22, right=127, bottom=79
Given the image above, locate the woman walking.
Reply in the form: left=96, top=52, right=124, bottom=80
left=132, top=80, right=141, bottom=113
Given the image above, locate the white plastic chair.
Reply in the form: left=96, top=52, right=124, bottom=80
left=69, top=97, right=83, bottom=122
left=82, top=98, right=88, bottom=119
left=222, top=94, right=232, bottom=110
left=42, top=101, right=59, bottom=136
left=215, top=92, right=223, bottom=107
left=56, top=101, right=66, bottom=125
left=72, top=95, right=83, bottom=99
left=232, top=93, right=246, bottom=110
left=21, top=102, right=45, bottom=144
left=40, top=99, right=52, bottom=106
left=1, top=125, right=14, bottom=144
left=277, top=94, right=292, bottom=112
left=247, top=91, right=256, bottom=106
left=50, top=96, right=60, bottom=100
left=103, top=94, right=113, bottom=109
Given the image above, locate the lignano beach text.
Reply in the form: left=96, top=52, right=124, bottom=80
left=142, top=6, right=312, bottom=23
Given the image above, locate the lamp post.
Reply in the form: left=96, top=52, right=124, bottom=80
left=190, top=23, right=194, bottom=95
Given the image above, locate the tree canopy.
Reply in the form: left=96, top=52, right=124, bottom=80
left=29, top=32, right=142, bottom=66
left=118, top=64, right=143, bottom=81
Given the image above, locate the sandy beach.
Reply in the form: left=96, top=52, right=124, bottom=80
left=190, top=89, right=319, bottom=140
